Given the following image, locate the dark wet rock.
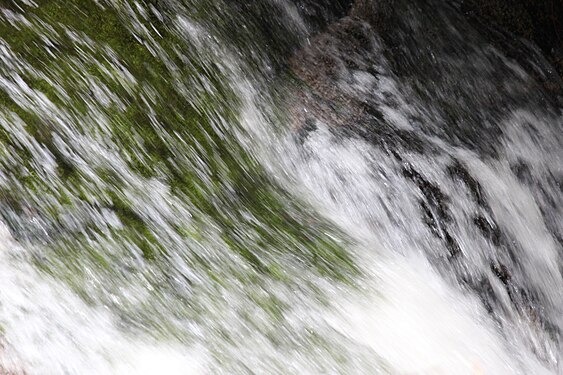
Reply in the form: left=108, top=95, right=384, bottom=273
left=474, top=215, right=502, bottom=247
left=350, top=0, right=395, bottom=32
left=365, top=127, right=431, bottom=155
left=402, top=166, right=451, bottom=224
left=225, top=0, right=354, bottom=72
left=400, top=166, right=464, bottom=258
left=291, top=0, right=353, bottom=33
left=447, top=161, right=489, bottom=209
left=295, top=117, right=318, bottom=144
left=289, top=0, right=562, bottom=160
left=287, top=14, right=436, bottom=158
left=491, top=261, right=511, bottom=285
left=510, top=159, right=533, bottom=184
left=287, top=16, right=379, bottom=130
left=288, top=17, right=377, bottom=102
left=377, top=0, right=561, bottom=155
left=471, top=277, right=498, bottom=314
left=443, top=231, right=462, bottom=258
left=458, top=0, right=563, bottom=82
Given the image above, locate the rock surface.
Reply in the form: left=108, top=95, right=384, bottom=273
left=459, top=0, right=563, bottom=79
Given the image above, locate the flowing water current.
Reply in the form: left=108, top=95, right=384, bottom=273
left=0, top=0, right=561, bottom=374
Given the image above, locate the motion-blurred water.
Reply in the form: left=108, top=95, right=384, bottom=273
left=0, top=0, right=561, bottom=373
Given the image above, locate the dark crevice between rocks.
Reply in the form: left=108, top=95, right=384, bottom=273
left=401, top=165, right=462, bottom=259
left=473, top=215, right=503, bottom=248
left=447, top=160, right=489, bottom=209
left=446, top=160, right=561, bottom=343
left=402, top=166, right=451, bottom=222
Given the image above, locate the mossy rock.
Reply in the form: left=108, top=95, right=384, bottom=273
left=0, top=0, right=359, bottom=338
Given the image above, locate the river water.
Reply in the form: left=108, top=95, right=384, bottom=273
left=0, top=0, right=561, bottom=374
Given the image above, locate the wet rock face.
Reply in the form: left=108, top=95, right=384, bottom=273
left=289, top=0, right=560, bottom=157
left=350, top=0, right=395, bottom=30
left=459, top=0, right=563, bottom=79
left=287, top=0, right=563, bottom=355
left=291, top=0, right=353, bottom=32
left=223, top=1, right=354, bottom=72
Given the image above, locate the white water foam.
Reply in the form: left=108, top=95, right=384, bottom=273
left=331, top=254, right=553, bottom=375
left=0, top=224, right=207, bottom=375
left=289, top=122, right=559, bottom=374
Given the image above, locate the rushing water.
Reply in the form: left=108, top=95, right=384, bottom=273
left=0, top=0, right=561, bottom=374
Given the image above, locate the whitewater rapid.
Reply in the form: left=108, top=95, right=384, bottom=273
left=0, top=0, right=561, bottom=374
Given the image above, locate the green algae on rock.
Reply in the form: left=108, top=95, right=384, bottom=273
left=0, top=0, right=359, bottom=350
